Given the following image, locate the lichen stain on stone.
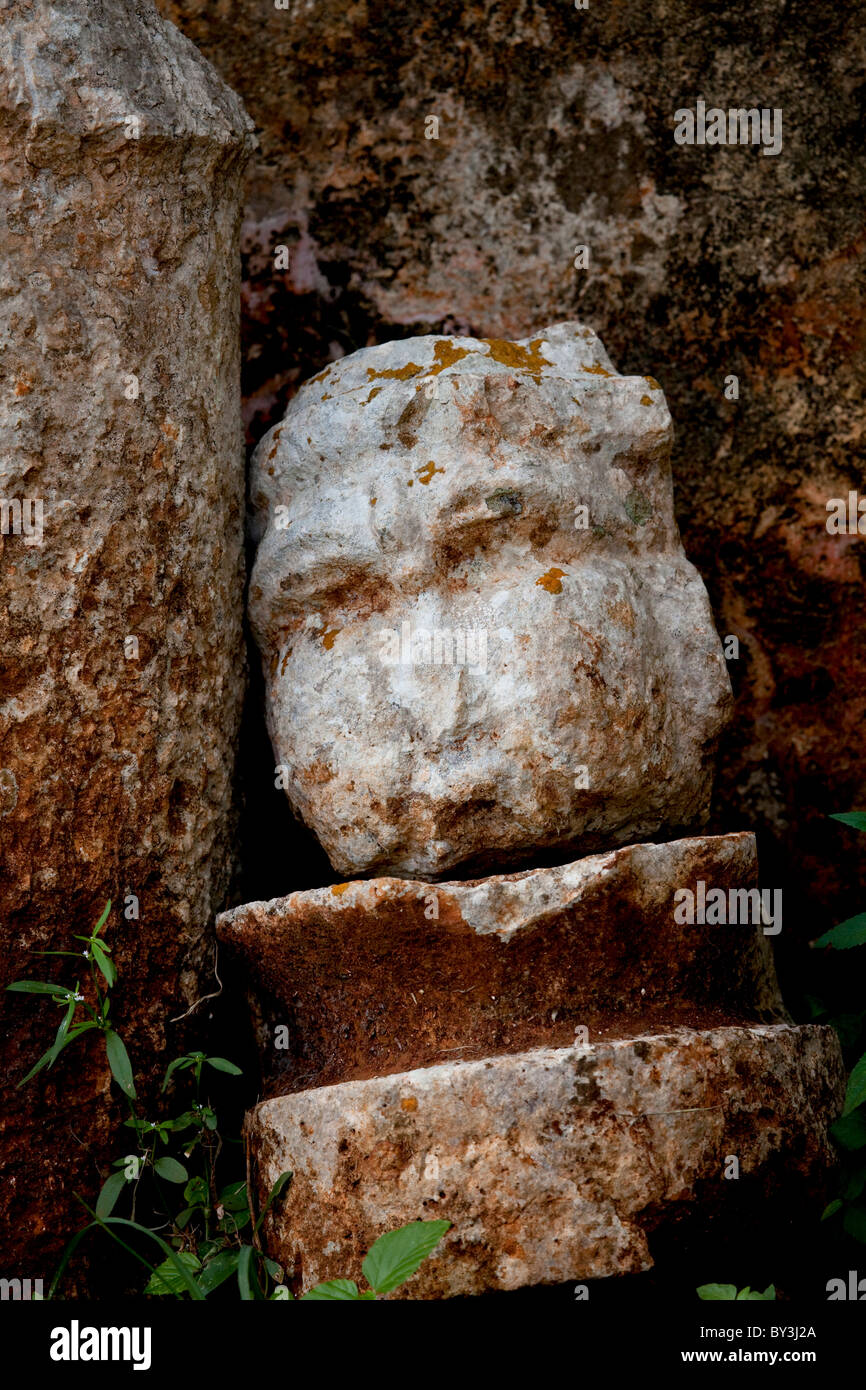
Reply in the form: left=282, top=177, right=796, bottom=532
left=644, top=376, right=661, bottom=391
left=366, top=362, right=424, bottom=382
left=486, top=489, right=522, bottom=516
left=364, top=386, right=382, bottom=404
left=400, top=1096, right=418, bottom=1112
left=321, top=627, right=340, bottom=649
left=536, top=567, right=567, bottom=594
left=309, top=366, right=331, bottom=384
left=370, top=497, right=377, bottom=506
left=640, top=395, right=653, bottom=406
left=279, top=646, right=293, bottom=675
left=321, top=392, right=332, bottom=400
left=430, top=339, right=471, bottom=373
left=331, top=883, right=350, bottom=896
left=582, top=362, right=612, bottom=377
left=416, top=460, right=444, bottom=485
left=481, top=337, right=552, bottom=376
left=624, top=490, right=653, bottom=526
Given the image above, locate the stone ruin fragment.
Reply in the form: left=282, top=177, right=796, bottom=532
left=219, top=324, right=844, bottom=1297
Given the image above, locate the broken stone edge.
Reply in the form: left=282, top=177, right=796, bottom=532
left=249, top=1024, right=845, bottom=1299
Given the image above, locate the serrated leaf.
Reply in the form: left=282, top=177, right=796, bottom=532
left=361, top=1219, right=450, bottom=1295
left=144, top=1251, right=201, bottom=1296
left=843, top=1053, right=866, bottom=1117
left=154, top=1156, right=188, bottom=1184
left=812, top=914, right=866, bottom=951
left=830, top=812, right=866, bottom=833
left=105, top=1030, right=136, bottom=1098
left=206, top=1056, right=242, bottom=1076
left=95, top=1171, right=127, bottom=1219
left=697, top=1283, right=738, bottom=1300
left=301, top=1279, right=363, bottom=1301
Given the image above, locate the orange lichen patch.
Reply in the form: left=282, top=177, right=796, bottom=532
left=416, top=460, right=444, bottom=485
left=481, top=337, right=552, bottom=374
left=370, top=497, right=377, bottom=506
left=321, top=392, right=332, bottom=401
left=583, top=362, right=612, bottom=377
left=640, top=394, right=653, bottom=406
left=280, top=647, right=293, bottom=675
left=268, top=444, right=278, bottom=459
left=321, top=627, right=340, bottom=650
left=430, top=339, right=471, bottom=373
left=366, top=362, right=424, bottom=382
left=644, top=376, right=661, bottom=390
left=331, top=883, right=350, bottom=896
left=274, top=428, right=282, bottom=440
left=309, top=366, right=331, bottom=384
left=536, top=567, right=567, bottom=594
left=14, top=378, right=33, bottom=396
left=364, top=386, right=382, bottom=404
left=400, top=1096, right=418, bottom=1112
left=407, top=478, right=414, bottom=486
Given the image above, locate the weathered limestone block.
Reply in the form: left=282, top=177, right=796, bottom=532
left=218, top=832, right=784, bottom=1094
left=0, top=0, right=253, bottom=1268
left=250, top=1024, right=845, bottom=1298
left=249, top=323, right=733, bottom=880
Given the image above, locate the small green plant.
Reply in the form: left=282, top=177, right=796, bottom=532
left=697, top=1284, right=776, bottom=1301
left=809, top=812, right=866, bottom=1244
left=7, top=902, right=449, bottom=1299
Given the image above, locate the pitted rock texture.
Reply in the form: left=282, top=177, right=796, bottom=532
left=156, top=0, right=866, bottom=949
left=0, top=0, right=253, bottom=1273
left=250, top=323, right=732, bottom=879
left=250, top=1024, right=845, bottom=1298
left=218, top=833, right=784, bottom=1093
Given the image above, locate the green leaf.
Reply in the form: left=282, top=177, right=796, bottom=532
left=842, top=1205, right=866, bottom=1244
left=236, top=1244, right=257, bottom=1301
left=822, top=1198, right=843, bottom=1221
left=301, top=1279, right=364, bottom=1301
left=843, top=1053, right=866, bottom=1117
left=105, top=1030, right=136, bottom=1099
left=183, top=1176, right=209, bottom=1206
left=206, top=1056, right=243, bottom=1076
left=737, top=1285, right=775, bottom=1300
left=161, top=1056, right=195, bottom=1092
left=830, top=812, right=866, bottom=833
left=831, top=1108, right=866, bottom=1151
left=6, top=980, right=69, bottom=995
left=196, top=1250, right=239, bottom=1296
left=812, top=914, right=866, bottom=950
left=254, top=1170, right=292, bottom=1236
left=697, top=1283, right=737, bottom=1300
left=144, top=1251, right=201, bottom=1296
left=94, top=900, right=112, bottom=934
left=90, top=939, right=117, bottom=988
left=271, top=1285, right=293, bottom=1300
left=218, top=1180, right=248, bottom=1212
left=154, top=1156, right=188, bottom=1184
left=95, top=1171, right=127, bottom=1219
left=361, top=1219, right=451, bottom=1295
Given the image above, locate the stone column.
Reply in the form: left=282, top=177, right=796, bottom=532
left=0, top=0, right=254, bottom=1271
left=222, top=324, right=844, bottom=1297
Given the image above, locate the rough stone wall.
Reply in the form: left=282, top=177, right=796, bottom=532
left=156, top=0, right=866, bottom=937
left=0, top=0, right=253, bottom=1272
